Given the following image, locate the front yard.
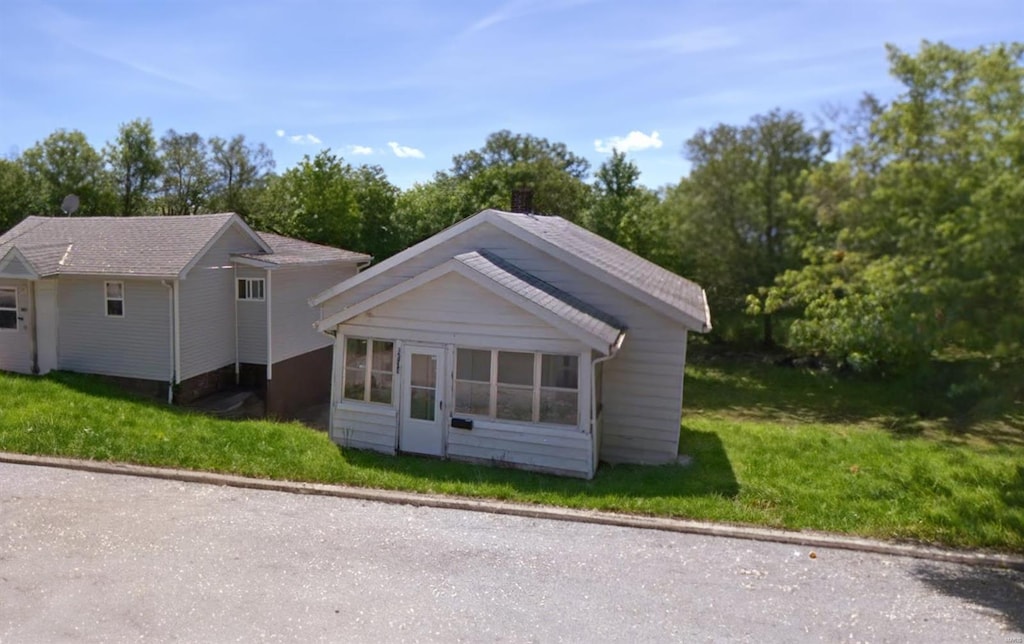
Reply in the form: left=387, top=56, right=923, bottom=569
left=1, top=356, right=1021, bottom=552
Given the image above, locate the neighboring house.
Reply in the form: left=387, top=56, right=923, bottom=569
left=311, top=208, right=711, bottom=478
left=0, top=213, right=369, bottom=416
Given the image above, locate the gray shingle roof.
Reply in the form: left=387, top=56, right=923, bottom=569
left=454, top=250, right=625, bottom=348
left=0, top=214, right=367, bottom=277
left=240, top=233, right=371, bottom=266
left=488, top=209, right=709, bottom=329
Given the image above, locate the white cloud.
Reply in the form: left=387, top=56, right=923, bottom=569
left=289, top=133, right=322, bottom=145
left=594, top=130, right=664, bottom=154
left=349, top=145, right=374, bottom=156
left=636, top=28, right=739, bottom=55
left=275, top=129, right=285, bottom=138
left=387, top=141, right=425, bottom=159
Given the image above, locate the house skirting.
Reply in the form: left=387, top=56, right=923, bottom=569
left=264, top=346, right=332, bottom=419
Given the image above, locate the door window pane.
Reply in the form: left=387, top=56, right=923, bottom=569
left=410, top=387, right=436, bottom=421
left=497, top=351, right=533, bottom=386
left=410, top=353, right=436, bottom=388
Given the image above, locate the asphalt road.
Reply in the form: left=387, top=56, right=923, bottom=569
left=1, top=462, right=1021, bottom=643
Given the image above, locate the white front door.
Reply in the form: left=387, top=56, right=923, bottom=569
left=35, top=280, right=58, bottom=374
left=399, top=345, right=446, bottom=456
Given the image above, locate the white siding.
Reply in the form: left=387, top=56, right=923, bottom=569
left=236, top=265, right=267, bottom=364
left=179, top=225, right=263, bottom=380
left=0, top=279, right=32, bottom=374
left=0, top=255, right=35, bottom=278
left=447, top=421, right=593, bottom=478
left=321, top=223, right=688, bottom=464
left=271, top=263, right=357, bottom=364
left=332, top=403, right=397, bottom=453
left=57, top=276, right=171, bottom=381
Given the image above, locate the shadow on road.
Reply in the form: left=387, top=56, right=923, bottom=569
left=911, top=562, right=1024, bottom=633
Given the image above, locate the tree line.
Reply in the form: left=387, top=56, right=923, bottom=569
left=1, top=41, right=1020, bottom=373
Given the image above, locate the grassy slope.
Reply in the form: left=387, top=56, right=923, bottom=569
left=0, top=360, right=1021, bottom=552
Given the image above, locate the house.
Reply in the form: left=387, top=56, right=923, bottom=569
left=311, top=208, right=711, bottom=478
left=0, top=213, right=369, bottom=416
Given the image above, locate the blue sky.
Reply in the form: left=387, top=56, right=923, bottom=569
left=0, top=0, right=1019, bottom=190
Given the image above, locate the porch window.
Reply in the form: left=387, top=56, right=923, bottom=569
left=237, top=278, right=265, bottom=301
left=455, top=348, right=579, bottom=426
left=343, top=337, right=394, bottom=405
left=104, top=281, right=124, bottom=317
left=0, top=287, right=16, bottom=330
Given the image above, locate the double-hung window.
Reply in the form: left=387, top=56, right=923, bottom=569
left=237, top=278, right=265, bottom=301
left=104, top=281, right=124, bottom=317
left=343, top=337, right=395, bottom=405
left=455, top=349, right=579, bottom=426
left=0, top=287, right=17, bottom=330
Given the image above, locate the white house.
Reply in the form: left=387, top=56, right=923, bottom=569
left=0, top=213, right=369, bottom=416
left=311, top=208, right=711, bottom=478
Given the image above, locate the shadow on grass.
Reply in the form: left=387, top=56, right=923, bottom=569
left=910, top=562, right=1024, bottom=633
left=685, top=352, right=1024, bottom=446
left=339, top=426, right=739, bottom=502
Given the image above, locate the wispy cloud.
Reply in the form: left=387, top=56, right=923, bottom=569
left=388, top=141, right=425, bottom=159
left=276, top=130, right=322, bottom=145
left=634, top=27, right=739, bottom=55
left=465, top=0, right=594, bottom=35
left=594, top=130, right=663, bottom=154
left=349, top=145, right=374, bottom=156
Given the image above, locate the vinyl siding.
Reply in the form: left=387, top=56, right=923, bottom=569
left=447, top=421, right=593, bottom=478
left=179, top=225, right=263, bottom=380
left=332, top=403, right=397, bottom=453
left=235, top=266, right=267, bottom=364
left=0, top=279, right=32, bottom=374
left=0, top=255, right=34, bottom=278
left=320, top=223, right=688, bottom=464
left=57, top=276, right=171, bottom=381
left=271, top=263, right=357, bottom=364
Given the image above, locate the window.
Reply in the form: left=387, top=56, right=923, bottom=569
left=237, top=278, right=265, bottom=301
left=0, top=287, right=16, bottom=330
left=104, top=281, right=124, bottom=317
left=455, top=348, right=579, bottom=426
left=343, top=337, right=395, bottom=405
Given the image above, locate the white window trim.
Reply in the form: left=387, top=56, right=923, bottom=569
left=104, top=281, right=125, bottom=318
left=342, top=336, right=396, bottom=406
left=237, top=277, right=265, bottom=301
left=0, top=287, right=17, bottom=331
left=455, top=348, right=580, bottom=427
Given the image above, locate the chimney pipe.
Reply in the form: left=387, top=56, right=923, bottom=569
left=510, top=187, right=534, bottom=214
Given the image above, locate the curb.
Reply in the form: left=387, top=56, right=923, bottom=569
left=3, top=452, right=1022, bottom=571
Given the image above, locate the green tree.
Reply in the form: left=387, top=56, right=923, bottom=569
left=21, top=129, right=116, bottom=215
left=761, top=41, right=1024, bottom=368
left=351, top=164, right=401, bottom=260
left=0, top=158, right=39, bottom=233
left=447, top=130, right=593, bottom=221
left=159, top=130, right=213, bottom=215
left=671, top=109, right=829, bottom=345
left=252, top=151, right=360, bottom=248
left=104, top=118, right=162, bottom=215
left=587, top=149, right=641, bottom=244
left=208, top=135, right=275, bottom=216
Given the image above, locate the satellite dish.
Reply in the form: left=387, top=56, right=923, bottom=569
left=61, top=194, right=80, bottom=216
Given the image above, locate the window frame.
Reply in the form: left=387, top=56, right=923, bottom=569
left=237, top=277, right=266, bottom=302
left=104, top=281, right=125, bottom=318
left=342, top=336, right=396, bottom=406
left=0, top=286, right=17, bottom=331
left=455, top=347, right=580, bottom=427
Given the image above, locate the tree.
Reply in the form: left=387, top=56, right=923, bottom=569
left=21, top=129, right=116, bottom=215
left=587, top=149, right=642, bottom=244
left=761, top=41, right=1024, bottom=368
left=351, top=164, right=401, bottom=259
left=671, top=109, right=830, bottom=345
left=208, top=135, right=275, bottom=216
left=159, top=130, right=212, bottom=215
left=447, top=130, right=593, bottom=221
left=252, top=151, right=360, bottom=248
left=0, top=158, right=38, bottom=233
left=104, top=118, right=162, bottom=215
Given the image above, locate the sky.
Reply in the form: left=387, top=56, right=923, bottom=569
left=0, top=0, right=1020, bottom=190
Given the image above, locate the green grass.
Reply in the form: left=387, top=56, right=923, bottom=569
left=0, top=359, right=1021, bottom=552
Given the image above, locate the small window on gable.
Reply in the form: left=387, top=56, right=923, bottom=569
left=0, top=287, right=17, bottom=330
left=237, top=278, right=265, bottom=301
left=105, top=281, right=124, bottom=317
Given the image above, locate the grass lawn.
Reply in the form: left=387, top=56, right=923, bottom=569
left=1, top=356, right=1021, bottom=552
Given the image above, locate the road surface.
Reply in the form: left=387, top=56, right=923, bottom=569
left=1, top=462, right=1021, bottom=642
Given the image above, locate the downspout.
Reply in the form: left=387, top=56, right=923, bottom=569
left=233, top=265, right=239, bottom=385
left=173, top=280, right=181, bottom=387
left=590, top=333, right=625, bottom=471
left=28, top=281, right=39, bottom=374
left=162, top=280, right=175, bottom=403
